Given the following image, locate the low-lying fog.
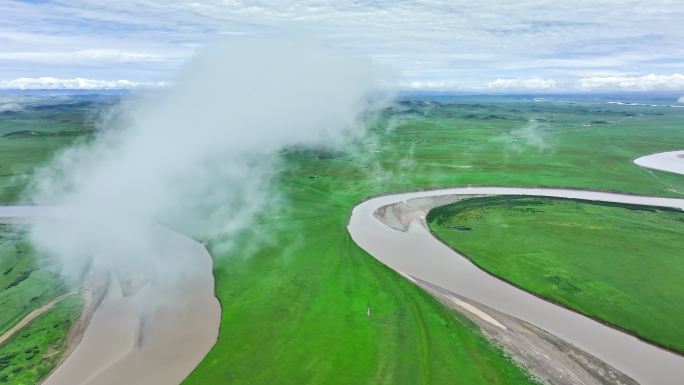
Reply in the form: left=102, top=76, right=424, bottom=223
left=26, top=37, right=385, bottom=291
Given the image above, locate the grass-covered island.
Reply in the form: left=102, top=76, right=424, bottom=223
left=428, top=196, right=684, bottom=353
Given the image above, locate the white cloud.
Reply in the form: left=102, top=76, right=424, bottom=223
left=401, top=80, right=459, bottom=90
left=487, top=77, right=557, bottom=90
left=481, top=73, right=684, bottom=92
left=577, top=73, right=684, bottom=91
left=0, top=49, right=174, bottom=63
left=2, top=1, right=684, bottom=85
left=0, top=77, right=168, bottom=90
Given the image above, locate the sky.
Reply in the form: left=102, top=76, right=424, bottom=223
left=1, top=0, right=684, bottom=91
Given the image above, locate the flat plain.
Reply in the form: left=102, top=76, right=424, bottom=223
left=0, top=94, right=683, bottom=384
left=428, top=196, right=684, bottom=353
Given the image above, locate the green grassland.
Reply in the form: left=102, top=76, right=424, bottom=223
left=0, top=95, right=98, bottom=385
left=428, top=196, right=684, bottom=353
left=0, top=225, right=69, bottom=335
left=0, top=225, right=79, bottom=384
left=0, top=96, right=99, bottom=202
left=184, top=96, right=684, bottom=384
left=1, top=94, right=684, bottom=384
left=0, top=295, right=80, bottom=384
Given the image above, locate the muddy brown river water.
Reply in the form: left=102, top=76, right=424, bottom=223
left=348, top=187, right=684, bottom=385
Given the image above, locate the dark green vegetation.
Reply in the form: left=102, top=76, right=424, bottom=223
left=0, top=95, right=97, bottom=385
left=428, top=196, right=684, bottom=352
left=0, top=295, right=80, bottom=384
left=0, top=225, right=79, bottom=384
left=185, top=96, right=684, bottom=384
left=0, top=225, right=69, bottom=335
left=1, top=93, right=683, bottom=384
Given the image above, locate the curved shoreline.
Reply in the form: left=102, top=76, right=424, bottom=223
left=426, top=199, right=684, bottom=357
left=41, top=225, right=221, bottom=385
left=634, top=150, right=684, bottom=175
left=0, top=207, right=221, bottom=385
left=348, top=187, right=684, bottom=385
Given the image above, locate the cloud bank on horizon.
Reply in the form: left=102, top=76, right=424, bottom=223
left=0, top=77, right=167, bottom=90
left=1, top=0, right=684, bottom=91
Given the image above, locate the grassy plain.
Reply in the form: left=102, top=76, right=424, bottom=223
left=1, top=93, right=683, bottom=384
left=0, top=226, right=68, bottom=335
left=0, top=225, right=79, bottom=384
left=184, top=95, right=684, bottom=384
left=0, top=94, right=99, bottom=384
left=0, top=295, right=80, bottom=384
left=0, top=94, right=101, bottom=202
left=428, top=196, right=684, bottom=352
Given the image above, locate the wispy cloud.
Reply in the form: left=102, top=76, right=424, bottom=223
left=577, top=73, right=684, bottom=91
left=2, top=1, right=684, bottom=89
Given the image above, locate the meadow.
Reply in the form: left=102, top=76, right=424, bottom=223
left=428, top=196, right=684, bottom=353
left=0, top=93, right=683, bottom=384
left=184, top=95, right=684, bottom=384
left=0, top=225, right=79, bottom=384
left=0, top=295, right=80, bottom=384
left=0, top=95, right=95, bottom=383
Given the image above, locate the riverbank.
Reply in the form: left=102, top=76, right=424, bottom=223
left=41, top=225, right=221, bottom=385
left=348, top=187, right=684, bottom=385
left=0, top=207, right=221, bottom=385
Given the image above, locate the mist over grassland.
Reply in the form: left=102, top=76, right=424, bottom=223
left=1, top=88, right=684, bottom=384
left=24, top=37, right=387, bottom=286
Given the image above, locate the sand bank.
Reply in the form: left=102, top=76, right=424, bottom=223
left=348, top=187, right=684, bottom=385
left=634, top=150, right=684, bottom=175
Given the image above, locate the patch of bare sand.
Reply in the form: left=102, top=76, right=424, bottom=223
left=416, top=277, right=637, bottom=385
left=634, top=150, right=684, bottom=175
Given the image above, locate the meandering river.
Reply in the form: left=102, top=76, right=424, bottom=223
left=0, top=207, right=220, bottom=385
left=2, top=151, right=684, bottom=384
left=348, top=185, right=684, bottom=385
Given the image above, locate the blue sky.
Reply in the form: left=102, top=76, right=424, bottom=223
left=1, top=0, right=684, bottom=91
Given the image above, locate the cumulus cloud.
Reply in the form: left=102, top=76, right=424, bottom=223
left=0, top=77, right=167, bottom=90
left=398, top=80, right=464, bottom=91
left=487, top=77, right=557, bottom=90
left=577, top=73, right=684, bottom=91
left=404, top=81, right=449, bottom=90
left=481, top=73, right=684, bottom=92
